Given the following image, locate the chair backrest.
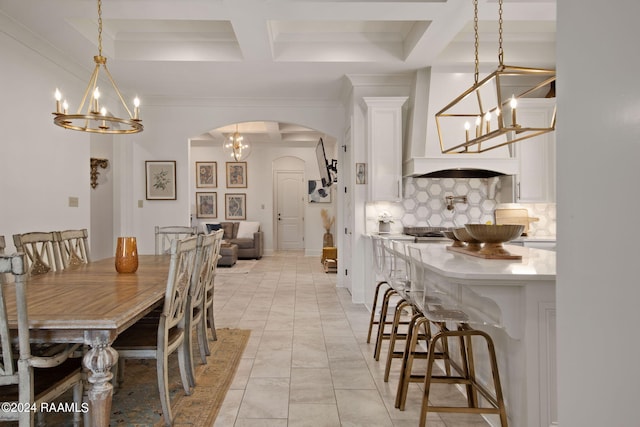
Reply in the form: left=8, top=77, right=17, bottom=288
left=162, top=235, right=200, bottom=333
left=57, top=229, right=90, bottom=269
left=155, top=226, right=197, bottom=255
left=190, top=230, right=223, bottom=318
left=0, top=253, right=23, bottom=385
left=0, top=236, right=7, bottom=285
left=13, top=232, right=62, bottom=276
left=371, top=236, right=386, bottom=276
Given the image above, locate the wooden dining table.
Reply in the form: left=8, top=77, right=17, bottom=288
left=2, top=255, right=171, bottom=427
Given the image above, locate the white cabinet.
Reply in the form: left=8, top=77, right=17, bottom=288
left=362, top=97, right=407, bottom=201
left=515, top=99, right=556, bottom=202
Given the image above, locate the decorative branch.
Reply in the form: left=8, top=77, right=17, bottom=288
left=320, top=208, right=335, bottom=233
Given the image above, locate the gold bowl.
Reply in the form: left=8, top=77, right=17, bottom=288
left=452, top=227, right=482, bottom=251
left=442, top=230, right=465, bottom=248
left=464, top=224, right=524, bottom=256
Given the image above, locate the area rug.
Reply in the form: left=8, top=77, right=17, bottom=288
left=45, top=328, right=250, bottom=427
left=216, top=259, right=258, bottom=274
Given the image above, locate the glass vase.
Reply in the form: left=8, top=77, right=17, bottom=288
left=115, top=237, right=139, bottom=273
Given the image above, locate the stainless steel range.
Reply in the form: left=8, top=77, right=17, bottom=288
left=402, top=226, right=450, bottom=243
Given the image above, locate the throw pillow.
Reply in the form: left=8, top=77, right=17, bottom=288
left=206, top=223, right=222, bottom=233
left=237, top=221, right=260, bottom=239
left=220, top=222, right=234, bottom=240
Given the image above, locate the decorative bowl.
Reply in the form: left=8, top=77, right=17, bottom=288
left=452, top=227, right=482, bottom=251
left=442, top=230, right=465, bottom=248
left=464, top=224, right=525, bottom=256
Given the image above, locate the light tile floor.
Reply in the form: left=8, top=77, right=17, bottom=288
left=212, top=252, right=490, bottom=427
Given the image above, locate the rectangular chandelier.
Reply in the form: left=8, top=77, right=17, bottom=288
left=435, top=65, right=556, bottom=154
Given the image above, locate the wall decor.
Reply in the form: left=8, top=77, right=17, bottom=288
left=196, top=161, right=217, bottom=188
left=356, top=163, right=367, bottom=184
left=145, top=160, right=176, bottom=200
left=308, top=180, right=331, bottom=203
left=225, top=193, right=246, bottom=220
left=226, top=162, right=247, bottom=188
left=196, top=192, right=217, bottom=218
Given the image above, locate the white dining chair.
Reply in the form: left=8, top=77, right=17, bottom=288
left=0, top=253, right=84, bottom=427
left=56, top=229, right=91, bottom=269
left=154, top=225, right=197, bottom=255
left=201, top=229, right=223, bottom=345
left=113, top=235, right=199, bottom=426
left=12, top=232, right=62, bottom=276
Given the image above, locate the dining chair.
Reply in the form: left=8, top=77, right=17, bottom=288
left=202, top=229, right=224, bottom=346
left=155, top=226, right=198, bottom=255
left=184, top=230, right=223, bottom=388
left=0, top=253, right=84, bottom=427
left=12, top=232, right=62, bottom=276
left=56, top=229, right=90, bottom=269
left=0, top=236, right=6, bottom=285
left=113, top=235, right=199, bottom=426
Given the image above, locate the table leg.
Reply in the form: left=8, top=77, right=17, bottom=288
left=82, top=332, right=118, bottom=427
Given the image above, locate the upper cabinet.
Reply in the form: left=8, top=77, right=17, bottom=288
left=515, top=99, right=556, bottom=203
left=362, top=97, right=408, bottom=201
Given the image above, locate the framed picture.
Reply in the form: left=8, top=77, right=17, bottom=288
left=196, top=192, right=217, bottom=218
left=308, top=180, right=331, bottom=203
left=226, top=162, right=247, bottom=188
left=225, top=193, right=246, bottom=220
left=196, top=161, right=217, bottom=188
left=145, top=161, right=176, bottom=200
left=356, top=163, right=367, bottom=184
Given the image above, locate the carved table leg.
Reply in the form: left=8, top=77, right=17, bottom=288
left=83, top=331, right=118, bottom=427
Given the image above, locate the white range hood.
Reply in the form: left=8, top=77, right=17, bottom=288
left=404, top=156, right=518, bottom=178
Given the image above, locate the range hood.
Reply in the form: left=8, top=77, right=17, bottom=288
left=404, top=157, right=518, bottom=178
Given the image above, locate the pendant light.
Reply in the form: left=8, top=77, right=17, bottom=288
left=223, top=124, right=251, bottom=161
left=52, top=0, right=143, bottom=134
left=435, top=0, right=555, bottom=154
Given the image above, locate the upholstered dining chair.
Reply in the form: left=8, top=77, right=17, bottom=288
left=154, top=225, right=198, bottom=255
left=12, top=232, right=62, bottom=276
left=56, top=229, right=90, bottom=269
left=113, top=235, right=199, bottom=426
left=0, top=253, right=84, bottom=427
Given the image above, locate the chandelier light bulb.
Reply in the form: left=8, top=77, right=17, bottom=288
left=510, top=95, right=518, bottom=126
left=55, top=88, right=62, bottom=113
left=133, top=97, right=140, bottom=120
left=464, top=121, right=470, bottom=142
left=62, top=100, right=68, bottom=114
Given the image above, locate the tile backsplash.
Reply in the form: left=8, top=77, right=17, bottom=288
left=365, top=177, right=556, bottom=237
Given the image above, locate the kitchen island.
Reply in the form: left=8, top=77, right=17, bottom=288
left=408, top=243, right=556, bottom=427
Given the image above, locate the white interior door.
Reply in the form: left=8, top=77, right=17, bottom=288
left=276, top=171, right=304, bottom=250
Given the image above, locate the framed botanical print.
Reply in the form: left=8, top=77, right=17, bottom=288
left=196, top=161, right=217, bottom=188
left=145, top=161, right=176, bottom=200
left=226, top=162, right=247, bottom=188
left=196, top=192, right=217, bottom=218
left=225, top=193, right=246, bottom=220
left=308, top=180, right=331, bottom=203
left=356, top=163, right=367, bottom=184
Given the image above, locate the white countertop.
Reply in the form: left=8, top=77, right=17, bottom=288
left=409, top=242, right=556, bottom=281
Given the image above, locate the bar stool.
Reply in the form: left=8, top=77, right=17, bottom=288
left=398, top=246, right=509, bottom=426
left=366, top=235, right=390, bottom=343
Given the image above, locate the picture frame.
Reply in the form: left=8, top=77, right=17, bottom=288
left=196, top=192, right=217, bottom=218
left=356, top=163, right=367, bottom=184
left=225, top=193, right=246, bottom=220
left=145, top=161, right=176, bottom=200
left=226, top=162, right=247, bottom=188
left=196, top=161, right=217, bottom=188
left=308, top=180, right=331, bottom=203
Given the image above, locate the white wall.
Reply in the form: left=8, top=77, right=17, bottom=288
left=557, top=2, right=640, bottom=426
left=0, top=29, right=91, bottom=253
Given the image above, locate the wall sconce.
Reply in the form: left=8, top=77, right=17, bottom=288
left=445, top=195, right=467, bottom=211
left=90, top=158, right=109, bottom=188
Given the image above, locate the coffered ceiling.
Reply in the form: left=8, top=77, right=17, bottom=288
left=0, top=0, right=556, bottom=145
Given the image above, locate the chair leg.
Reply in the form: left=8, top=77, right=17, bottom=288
left=384, top=300, right=411, bottom=382
left=197, top=315, right=209, bottom=364
left=206, top=296, right=217, bottom=342
left=366, top=280, right=388, bottom=343
left=395, top=314, right=428, bottom=409
left=157, top=352, right=174, bottom=427
left=72, top=380, right=83, bottom=427
left=178, top=336, right=194, bottom=395
left=373, top=288, right=397, bottom=361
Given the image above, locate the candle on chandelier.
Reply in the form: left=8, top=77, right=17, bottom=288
left=464, top=121, right=470, bottom=142
left=62, top=100, right=68, bottom=115
left=510, top=95, right=518, bottom=126
left=92, top=87, right=101, bottom=113
left=485, top=111, right=492, bottom=133
left=133, top=97, right=140, bottom=120
left=55, top=88, right=62, bottom=114
left=100, top=107, right=108, bottom=129
left=475, top=116, right=481, bottom=138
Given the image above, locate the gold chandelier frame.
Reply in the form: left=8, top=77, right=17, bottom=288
left=435, top=0, right=555, bottom=154
left=52, top=0, right=143, bottom=134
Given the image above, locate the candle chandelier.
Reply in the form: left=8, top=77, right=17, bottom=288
left=435, top=0, right=555, bottom=154
left=52, top=0, right=143, bottom=134
left=223, top=124, right=251, bottom=161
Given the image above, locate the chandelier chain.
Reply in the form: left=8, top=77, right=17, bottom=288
left=497, top=0, right=504, bottom=66
left=473, top=0, right=479, bottom=84
left=97, top=0, right=103, bottom=57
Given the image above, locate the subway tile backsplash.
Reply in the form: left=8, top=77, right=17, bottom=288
left=366, top=177, right=556, bottom=237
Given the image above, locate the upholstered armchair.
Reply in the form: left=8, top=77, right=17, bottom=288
left=203, top=221, right=263, bottom=259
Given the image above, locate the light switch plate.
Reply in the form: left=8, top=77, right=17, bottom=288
left=138, top=200, right=144, bottom=208
left=68, top=197, right=79, bottom=207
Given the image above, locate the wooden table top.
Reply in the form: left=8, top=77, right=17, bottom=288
left=2, top=255, right=170, bottom=342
